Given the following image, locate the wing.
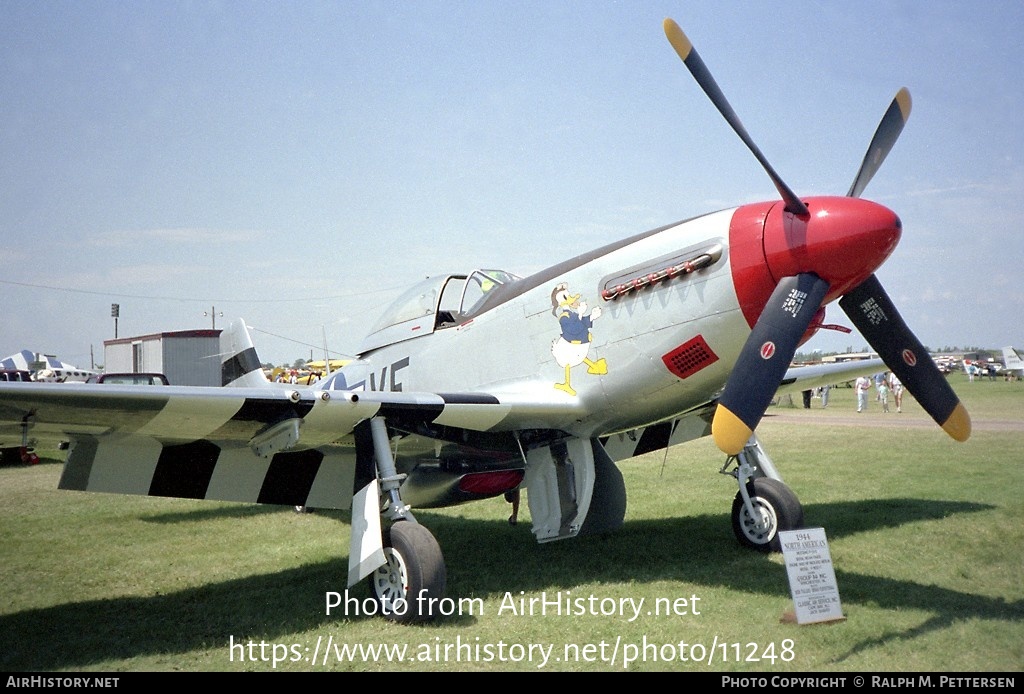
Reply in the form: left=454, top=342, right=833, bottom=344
left=1, top=382, right=353, bottom=508
left=0, top=356, right=885, bottom=508
left=0, top=381, right=544, bottom=509
left=775, top=358, right=886, bottom=397
left=600, top=404, right=715, bottom=462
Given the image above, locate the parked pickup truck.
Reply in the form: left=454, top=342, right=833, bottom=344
left=85, top=372, right=170, bottom=385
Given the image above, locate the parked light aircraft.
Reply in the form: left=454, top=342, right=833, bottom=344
left=0, top=19, right=970, bottom=621
left=0, top=350, right=96, bottom=382
left=1002, top=347, right=1023, bottom=379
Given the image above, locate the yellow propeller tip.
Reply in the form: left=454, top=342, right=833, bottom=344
left=895, top=87, right=912, bottom=121
left=942, top=402, right=972, bottom=442
left=663, top=18, right=693, bottom=60
left=712, top=404, right=753, bottom=456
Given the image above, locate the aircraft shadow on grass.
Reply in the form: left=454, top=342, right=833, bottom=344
left=138, top=503, right=290, bottom=525
left=1, top=498, right=1020, bottom=671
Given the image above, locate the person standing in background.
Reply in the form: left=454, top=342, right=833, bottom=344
left=889, top=372, right=904, bottom=413
left=855, top=375, right=872, bottom=413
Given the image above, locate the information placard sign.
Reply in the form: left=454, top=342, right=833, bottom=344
left=779, top=527, right=844, bottom=624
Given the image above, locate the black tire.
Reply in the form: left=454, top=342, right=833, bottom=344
left=367, top=521, right=447, bottom=623
left=731, top=477, right=803, bottom=552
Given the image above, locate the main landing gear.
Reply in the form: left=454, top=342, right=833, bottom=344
left=362, top=418, right=446, bottom=623
left=721, top=437, right=804, bottom=552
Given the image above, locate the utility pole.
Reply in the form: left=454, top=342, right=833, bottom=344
left=203, top=306, right=223, bottom=329
left=111, top=303, right=119, bottom=338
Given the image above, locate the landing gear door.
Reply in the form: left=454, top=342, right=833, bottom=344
left=524, top=438, right=597, bottom=543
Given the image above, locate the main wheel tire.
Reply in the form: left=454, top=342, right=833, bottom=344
left=731, top=477, right=803, bottom=552
left=367, top=521, right=447, bottom=623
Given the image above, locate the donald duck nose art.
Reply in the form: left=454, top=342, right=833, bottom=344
left=550, top=282, right=608, bottom=395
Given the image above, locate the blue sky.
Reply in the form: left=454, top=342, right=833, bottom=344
left=2, top=1, right=1022, bottom=368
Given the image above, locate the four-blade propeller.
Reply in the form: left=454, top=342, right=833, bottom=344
left=662, top=18, right=971, bottom=455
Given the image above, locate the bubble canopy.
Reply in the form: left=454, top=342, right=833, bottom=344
left=359, top=269, right=520, bottom=354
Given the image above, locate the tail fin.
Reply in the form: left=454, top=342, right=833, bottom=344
left=1003, top=347, right=1023, bottom=371
left=220, top=319, right=269, bottom=387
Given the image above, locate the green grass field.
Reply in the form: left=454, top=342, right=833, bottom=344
left=1, top=375, right=1021, bottom=672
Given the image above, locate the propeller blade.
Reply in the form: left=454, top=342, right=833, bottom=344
left=713, top=273, right=830, bottom=455
left=839, top=274, right=971, bottom=441
left=663, top=18, right=809, bottom=217
left=847, top=88, right=912, bottom=198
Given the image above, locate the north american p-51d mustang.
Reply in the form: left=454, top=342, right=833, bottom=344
left=0, top=19, right=970, bottom=621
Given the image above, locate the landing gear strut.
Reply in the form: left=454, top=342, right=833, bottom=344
left=363, top=417, right=447, bottom=622
left=721, top=437, right=803, bottom=551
